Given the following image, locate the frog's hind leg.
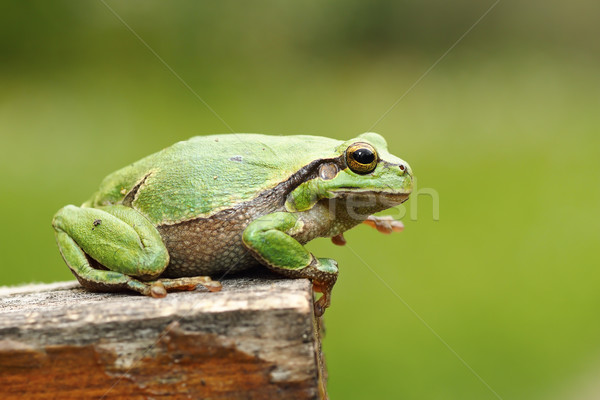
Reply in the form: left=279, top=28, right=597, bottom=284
left=53, top=224, right=160, bottom=296
left=52, top=204, right=210, bottom=297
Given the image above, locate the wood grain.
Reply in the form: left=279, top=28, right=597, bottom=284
left=0, top=276, right=327, bottom=399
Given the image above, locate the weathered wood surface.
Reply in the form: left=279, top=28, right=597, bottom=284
left=0, top=275, right=327, bottom=399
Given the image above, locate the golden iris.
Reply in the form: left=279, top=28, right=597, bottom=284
left=346, top=142, right=378, bottom=174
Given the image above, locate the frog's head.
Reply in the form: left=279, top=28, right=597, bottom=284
left=286, top=132, right=413, bottom=216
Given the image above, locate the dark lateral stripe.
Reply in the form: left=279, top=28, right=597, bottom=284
left=156, top=154, right=346, bottom=227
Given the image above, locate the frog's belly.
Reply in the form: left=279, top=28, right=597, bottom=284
left=157, top=209, right=260, bottom=278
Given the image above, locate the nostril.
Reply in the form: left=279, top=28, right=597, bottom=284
left=399, top=164, right=406, bottom=172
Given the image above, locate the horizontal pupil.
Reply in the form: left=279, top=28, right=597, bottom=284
left=353, top=148, right=375, bottom=165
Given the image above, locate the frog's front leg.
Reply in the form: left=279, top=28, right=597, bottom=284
left=242, top=212, right=338, bottom=317
left=52, top=205, right=220, bottom=297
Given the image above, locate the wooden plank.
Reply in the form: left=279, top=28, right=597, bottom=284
left=0, top=276, right=327, bottom=399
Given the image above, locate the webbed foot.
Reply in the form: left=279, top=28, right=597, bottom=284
left=363, top=215, right=404, bottom=234
left=310, top=258, right=338, bottom=317
left=146, top=276, right=222, bottom=298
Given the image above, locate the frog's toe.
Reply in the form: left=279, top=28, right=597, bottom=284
left=331, top=233, right=346, bottom=246
left=203, top=279, right=223, bottom=292
left=311, top=272, right=336, bottom=317
left=154, top=276, right=222, bottom=293
left=363, top=215, right=404, bottom=234
left=313, top=292, right=331, bottom=318
left=150, top=281, right=167, bottom=298
left=188, top=276, right=222, bottom=292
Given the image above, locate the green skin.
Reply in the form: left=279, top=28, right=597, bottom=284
left=52, top=132, right=413, bottom=316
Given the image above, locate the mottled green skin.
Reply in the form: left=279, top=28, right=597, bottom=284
left=52, top=132, right=413, bottom=315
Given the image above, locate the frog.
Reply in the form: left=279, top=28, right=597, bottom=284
left=52, top=132, right=413, bottom=316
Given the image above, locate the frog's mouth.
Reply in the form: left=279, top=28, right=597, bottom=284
left=330, top=189, right=411, bottom=205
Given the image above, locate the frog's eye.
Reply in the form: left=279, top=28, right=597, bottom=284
left=346, top=142, right=378, bottom=174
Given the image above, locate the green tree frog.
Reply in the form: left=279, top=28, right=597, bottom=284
left=52, top=132, right=413, bottom=316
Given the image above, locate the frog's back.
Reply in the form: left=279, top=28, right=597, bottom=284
left=86, top=134, right=342, bottom=225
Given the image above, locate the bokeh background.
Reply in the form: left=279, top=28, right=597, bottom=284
left=1, top=1, right=599, bottom=399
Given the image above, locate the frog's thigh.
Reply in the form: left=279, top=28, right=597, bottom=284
left=52, top=205, right=169, bottom=293
left=242, top=212, right=339, bottom=316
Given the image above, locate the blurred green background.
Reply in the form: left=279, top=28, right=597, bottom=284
left=1, top=1, right=599, bottom=399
